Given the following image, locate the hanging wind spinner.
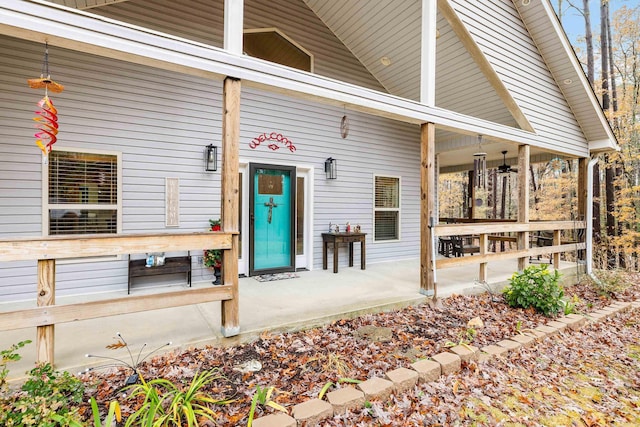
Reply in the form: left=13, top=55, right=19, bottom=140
left=27, top=42, right=64, bottom=159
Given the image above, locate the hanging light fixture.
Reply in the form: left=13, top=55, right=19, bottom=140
left=473, top=135, right=487, bottom=189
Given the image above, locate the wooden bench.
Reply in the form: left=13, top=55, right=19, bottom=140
left=128, top=255, right=192, bottom=294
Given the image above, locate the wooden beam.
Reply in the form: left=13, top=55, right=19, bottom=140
left=479, top=233, right=488, bottom=282
left=437, top=0, right=534, bottom=132
left=436, top=243, right=585, bottom=268
left=420, top=122, right=436, bottom=297
left=434, top=221, right=584, bottom=236
left=553, top=230, right=561, bottom=269
left=36, top=259, right=55, bottom=365
left=221, top=77, right=241, bottom=337
left=0, top=286, right=233, bottom=331
left=577, top=158, right=588, bottom=220
left=0, top=232, right=232, bottom=262
left=577, top=157, right=588, bottom=262
left=517, top=144, right=530, bottom=270
left=467, top=170, right=475, bottom=219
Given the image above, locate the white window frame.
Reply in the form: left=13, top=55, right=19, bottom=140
left=373, top=174, right=401, bottom=242
left=42, top=147, right=123, bottom=261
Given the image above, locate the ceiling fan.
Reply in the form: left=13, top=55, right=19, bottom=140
left=498, top=150, right=518, bottom=174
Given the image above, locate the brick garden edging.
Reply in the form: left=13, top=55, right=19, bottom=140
left=252, top=301, right=640, bottom=427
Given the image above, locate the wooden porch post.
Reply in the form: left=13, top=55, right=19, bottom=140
left=517, top=144, right=530, bottom=271
left=577, top=157, right=588, bottom=265
left=420, top=122, right=436, bottom=297
left=36, top=259, right=55, bottom=365
left=221, top=77, right=241, bottom=337
left=467, top=170, right=475, bottom=219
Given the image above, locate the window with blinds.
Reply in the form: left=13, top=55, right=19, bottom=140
left=374, top=175, right=400, bottom=241
left=47, top=150, right=119, bottom=235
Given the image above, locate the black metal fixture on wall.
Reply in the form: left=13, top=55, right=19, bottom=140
left=325, top=157, right=337, bottom=180
left=205, top=144, right=218, bottom=172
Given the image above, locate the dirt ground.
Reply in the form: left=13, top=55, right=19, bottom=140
left=82, top=273, right=640, bottom=426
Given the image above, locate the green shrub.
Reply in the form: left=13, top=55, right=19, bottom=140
left=1, top=340, right=31, bottom=389
left=0, top=362, right=85, bottom=427
left=503, top=264, right=564, bottom=316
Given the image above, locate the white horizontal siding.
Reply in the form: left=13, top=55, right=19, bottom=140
left=88, top=0, right=385, bottom=91
left=448, top=0, right=587, bottom=152
left=238, top=86, right=421, bottom=267
left=0, top=36, right=223, bottom=300
left=516, top=1, right=614, bottom=147
left=435, top=13, right=517, bottom=127
left=0, top=36, right=420, bottom=301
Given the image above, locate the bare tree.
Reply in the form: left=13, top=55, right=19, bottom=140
left=564, top=0, right=600, bottom=244
left=584, top=0, right=595, bottom=83
left=564, top=0, right=595, bottom=83
left=600, top=0, right=619, bottom=267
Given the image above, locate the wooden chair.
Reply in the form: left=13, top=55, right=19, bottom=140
left=530, top=231, right=553, bottom=264
left=451, top=236, right=479, bottom=257
left=438, top=237, right=453, bottom=257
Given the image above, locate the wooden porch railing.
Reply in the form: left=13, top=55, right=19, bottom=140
left=0, top=232, right=236, bottom=366
left=434, top=220, right=585, bottom=282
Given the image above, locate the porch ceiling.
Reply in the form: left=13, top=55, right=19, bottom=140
left=303, top=0, right=519, bottom=129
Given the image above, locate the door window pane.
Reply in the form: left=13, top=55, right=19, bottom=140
left=296, top=176, right=304, bottom=255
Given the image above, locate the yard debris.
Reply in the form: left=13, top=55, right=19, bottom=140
left=467, top=316, right=484, bottom=329
left=353, top=325, right=393, bottom=342
left=233, top=359, right=262, bottom=374
left=80, top=276, right=640, bottom=425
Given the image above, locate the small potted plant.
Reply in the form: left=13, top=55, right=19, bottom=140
left=204, top=219, right=222, bottom=285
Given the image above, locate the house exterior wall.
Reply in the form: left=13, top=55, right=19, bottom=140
left=449, top=0, right=587, bottom=155
left=88, top=0, right=385, bottom=92
left=0, top=35, right=420, bottom=302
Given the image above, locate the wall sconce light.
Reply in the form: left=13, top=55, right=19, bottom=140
left=204, top=144, right=217, bottom=172
left=325, top=157, right=337, bottom=180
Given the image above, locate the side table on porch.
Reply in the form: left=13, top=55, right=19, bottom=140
left=322, top=232, right=366, bottom=273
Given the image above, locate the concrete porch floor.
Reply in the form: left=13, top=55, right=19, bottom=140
left=2, top=257, right=580, bottom=381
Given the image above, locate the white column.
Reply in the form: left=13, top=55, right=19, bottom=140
left=420, top=0, right=437, bottom=106
left=224, top=0, right=244, bottom=55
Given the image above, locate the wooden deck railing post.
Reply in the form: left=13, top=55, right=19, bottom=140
left=420, top=122, right=436, bottom=297
left=517, top=144, right=530, bottom=271
left=36, top=259, right=55, bottom=365
left=220, top=76, right=241, bottom=337
left=553, top=230, right=561, bottom=269
left=479, top=233, right=488, bottom=282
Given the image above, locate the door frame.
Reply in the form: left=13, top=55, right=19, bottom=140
left=249, top=163, right=297, bottom=276
left=238, top=160, right=314, bottom=277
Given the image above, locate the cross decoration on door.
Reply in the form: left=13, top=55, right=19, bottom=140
left=264, top=197, right=278, bottom=224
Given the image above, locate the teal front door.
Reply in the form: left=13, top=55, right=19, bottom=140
left=249, top=164, right=296, bottom=275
